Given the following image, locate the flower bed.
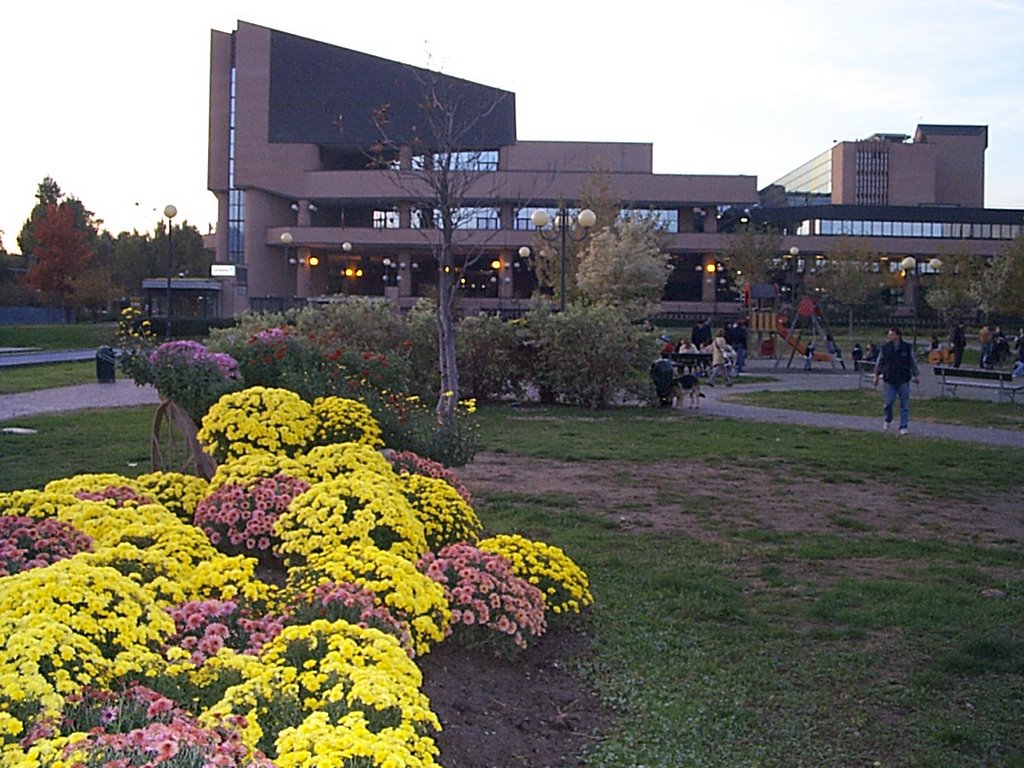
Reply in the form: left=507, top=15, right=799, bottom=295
left=0, top=386, right=593, bottom=767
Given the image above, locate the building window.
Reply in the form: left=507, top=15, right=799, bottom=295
left=456, top=207, right=500, bottom=230
left=373, top=209, right=400, bottom=229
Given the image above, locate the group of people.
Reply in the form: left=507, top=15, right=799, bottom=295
left=677, top=318, right=749, bottom=385
left=947, top=322, right=1024, bottom=371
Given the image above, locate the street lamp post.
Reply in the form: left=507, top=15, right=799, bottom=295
left=899, top=256, right=942, bottom=356
left=163, top=205, right=177, bottom=339
left=280, top=231, right=292, bottom=303
left=899, top=256, right=919, bottom=353
left=530, top=206, right=596, bottom=311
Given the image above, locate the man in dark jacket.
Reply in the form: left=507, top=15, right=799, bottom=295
left=873, top=327, right=920, bottom=435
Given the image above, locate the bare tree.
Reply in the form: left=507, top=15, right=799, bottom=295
left=808, top=239, right=885, bottom=341
left=372, top=70, right=511, bottom=434
left=719, top=226, right=783, bottom=290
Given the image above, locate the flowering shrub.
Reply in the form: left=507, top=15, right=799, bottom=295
left=0, top=515, right=92, bottom=576
left=77, top=544, right=190, bottom=608
left=141, top=340, right=243, bottom=422
left=478, top=534, right=594, bottom=617
left=165, top=599, right=286, bottom=664
left=198, top=387, right=318, bottom=463
left=0, top=489, right=56, bottom=519
left=311, top=395, right=384, bottom=448
left=284, top=581, right=412, bottom=655
left=135, top=471, right=211, bottom=523
left=0, top=559, right=175, bottom=697
left=285, top=546, right=450, bottom=657
left=203, top=619, right=440, bottom=764
left=276, top=470, right=427, bottom=567
left=194, top=474, right=309, bottom=560
left=388, top=449, right=473, bottom=504
left=297, top=442, right=396, bottom=484
left=209, top=453, right=310, bottom=492
left=418, top=543, right=547, bottom=653
left=73, top=485, right=155, bottom=507
left=44, top=472, right=145, bottom=499
left=399, top=473, right=482, bottom=551
left=53, top=684, right=275, bottom=768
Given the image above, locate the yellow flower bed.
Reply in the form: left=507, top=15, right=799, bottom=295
left=312, top=396, right=384, bottom=448
left=479, top=533, right=594, bottom=616
left=276, top=470, right=427, bottom=566
left=199, top=387, right=318, bottom=462
left=285, top=546, right=450, bottom=657
left=134, top=470, right=211, bottom=522
left=399, top=473, right=482, bottom=551
left=204, top=620, right=440, bottom=764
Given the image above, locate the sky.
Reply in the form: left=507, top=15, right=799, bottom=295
left=3, top=0, right=1024, bottom=251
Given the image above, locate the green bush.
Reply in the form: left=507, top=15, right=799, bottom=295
left=524, top=303, right=651, bottom=408
left=456, top=313, right=530, bottom=402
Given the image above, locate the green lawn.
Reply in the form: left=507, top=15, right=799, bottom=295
left=0, top=361, right=97, bottom=393
left=1, top=401, right=1021, bottom=766
left=0, top=323, right=117, bottom=350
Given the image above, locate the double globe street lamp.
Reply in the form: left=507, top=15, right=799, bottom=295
left=528, top=207, right=597, bottom=311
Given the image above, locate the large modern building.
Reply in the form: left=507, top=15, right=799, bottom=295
left=203, top=20, right=1021, bottom=320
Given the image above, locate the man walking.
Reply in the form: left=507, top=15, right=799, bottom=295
left=873, top=327, right=920, bottom=436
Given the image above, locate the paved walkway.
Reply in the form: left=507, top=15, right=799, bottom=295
left=1, top=355, right=1020, bottom=448
left=695, top=360, right=1022, bottom=448
left=0, top=381, right=160, bottom=421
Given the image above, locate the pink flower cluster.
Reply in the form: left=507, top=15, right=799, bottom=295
left=56, top=684, right=272, bottom=768
left=286, top=581, right=413, bottom=655
left=389, top=450, right=473, bottom=504
left=166, top=599, right=285, bottom=664
left=26, top=684, right=273, bottom=767
left=0, top=515, right=93, bottom=576
left=250, top=327, right=292, bottom=345
left=194, top=474, right=309, bottom=558
left=418, top=543, right=547, bottom=651
left=74, top=485, right=155, bottom=507
left=149, top=339, right=240, bottom=381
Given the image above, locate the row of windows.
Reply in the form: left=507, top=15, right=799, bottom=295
left=411, top=150, right=499, bottom=172
left=797, top=218, right=1023, bottom=240
left=372, top=206, right=683, bottom=232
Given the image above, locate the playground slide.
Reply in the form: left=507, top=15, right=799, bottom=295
left=775, top=316, right=832, bottom=361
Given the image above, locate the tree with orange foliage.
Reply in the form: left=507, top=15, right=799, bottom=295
left=23, top=203, right=95, bottom=322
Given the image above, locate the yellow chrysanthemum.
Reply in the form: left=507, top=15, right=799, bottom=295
left=478, top=534, right=594, bottom=616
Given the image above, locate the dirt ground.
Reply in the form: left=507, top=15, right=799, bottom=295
left=418, top=452, right=1023, bottom=768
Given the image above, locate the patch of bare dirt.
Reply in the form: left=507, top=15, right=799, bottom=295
left=458, top=452, right=1024, bottom=545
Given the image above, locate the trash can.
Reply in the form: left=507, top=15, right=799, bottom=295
left=96, top=346, right=116, bottom=383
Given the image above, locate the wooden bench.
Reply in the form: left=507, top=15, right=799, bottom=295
left=933, top=366, right=1024, bottom=403
left=671, top=352, right=711, bottom=374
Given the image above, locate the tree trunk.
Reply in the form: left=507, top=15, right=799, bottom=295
left=436, top=261, right=459, bottom=431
